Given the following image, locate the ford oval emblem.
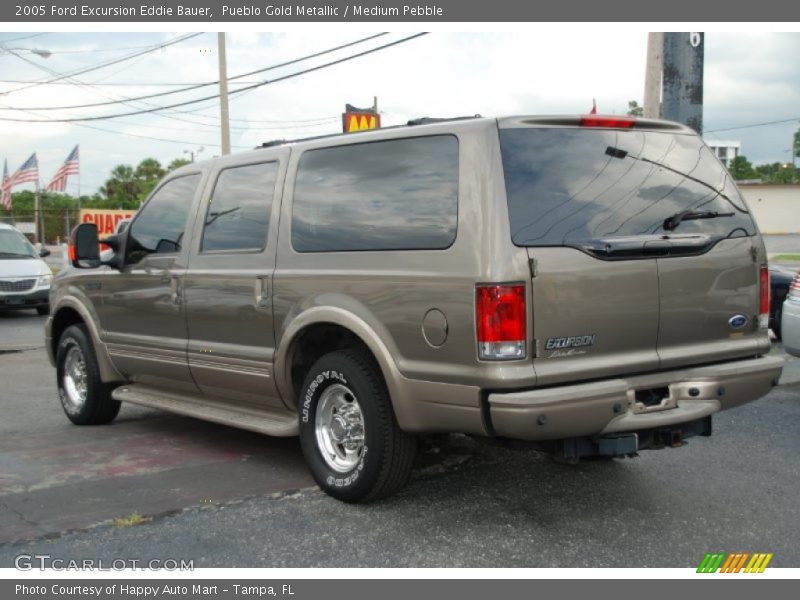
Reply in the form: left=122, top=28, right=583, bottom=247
left=728, top=314, right=748, bottom=329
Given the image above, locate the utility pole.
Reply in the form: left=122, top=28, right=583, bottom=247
left=218, top=32, right=231, bottom=155
left=662, top=32, right=704, bottom=134
left=643, top=32, right=663, bottom=119
left=34, top=181, right=41, bottom=245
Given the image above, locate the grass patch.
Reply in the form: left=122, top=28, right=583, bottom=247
left=771, top=254, right=800, bottom=262
left=111, top=513, right=151, bottom=528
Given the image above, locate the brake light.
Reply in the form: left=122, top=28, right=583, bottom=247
left=759, top=265, right=770, bottom=329
left=476, top=284, right=526, bottom=360
left=579, top=115, right=636, bottom=129
left=68, top=244, right=76, bottom=262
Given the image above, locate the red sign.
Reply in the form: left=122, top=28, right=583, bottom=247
left=80, top=209, right=135, bottom=240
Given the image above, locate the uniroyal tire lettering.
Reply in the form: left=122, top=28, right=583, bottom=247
left=301, top=369, right=348, bottom=423
left=325, top=447, right=367, bottom=487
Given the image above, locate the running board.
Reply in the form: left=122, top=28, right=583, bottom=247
left=112, top=384, right=299, bottom=437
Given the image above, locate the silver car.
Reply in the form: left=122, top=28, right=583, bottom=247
left=781, top=271, right=800, bottom=357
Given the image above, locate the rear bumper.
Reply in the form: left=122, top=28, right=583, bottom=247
left=488, top=354, right=784, bottom=441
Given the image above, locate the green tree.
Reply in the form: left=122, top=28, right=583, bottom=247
left=755, top=162, right=800, bottom=184
left=101, top=164, right=139, bottom=208
left=167, top=158, right=191, bottom=172
left=627, top=100, right=644, bottom=117
left=133, top=158, right=165, bottom=202
left=727, top=155, right=758, bottom=181
left=794, top=126, right=800, bottom=163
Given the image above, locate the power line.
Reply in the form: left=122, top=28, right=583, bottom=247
left=0, top=34, right=377, bottom=131
left=0, top=33, right=203, bottom=95
left=0, top=99, right=250, bottom=150
left=6, top=33, right=388, bottom=111
left=0, top=78, right=263, bottom=87
left=0, top=33, right=46, bottom=43
left=0, top=42, right=193, bottom=56
left=0, top=33, right=429, bottom=124
left=705, top=117, right=800, bottom=134
left=0, top=39, right=232, bottom=132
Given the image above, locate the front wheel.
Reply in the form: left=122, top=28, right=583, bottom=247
left=56, top=324, right=120, bottom=425
left=298, top=349, right=416, bottom=503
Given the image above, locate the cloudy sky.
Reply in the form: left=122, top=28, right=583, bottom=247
left=0, top=30, right=798, bottom=197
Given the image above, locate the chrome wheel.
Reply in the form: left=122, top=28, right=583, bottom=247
left=315, top=383, right=365, bottom=473
left=62, top=345, right=88, bottom=413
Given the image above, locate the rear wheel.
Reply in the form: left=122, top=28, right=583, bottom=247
left=298, top=349, right=416, bottom=503
left=56, top=324, right=120, bottom=425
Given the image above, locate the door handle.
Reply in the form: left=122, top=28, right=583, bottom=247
left=170, top=277, right=182, bottom=306
left=254, top=276, right=270, bottom=308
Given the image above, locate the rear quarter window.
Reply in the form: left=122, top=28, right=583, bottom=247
left=291, top=135, right=459, bottom=252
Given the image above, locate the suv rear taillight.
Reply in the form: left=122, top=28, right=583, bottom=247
left=759, top=265, right=770, bottom=329
left=476, top=284, right=526, bottom=360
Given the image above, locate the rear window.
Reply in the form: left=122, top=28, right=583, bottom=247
left=292, top=135, right=458, bottom=252
left=500, top=128, right=756, bottom=247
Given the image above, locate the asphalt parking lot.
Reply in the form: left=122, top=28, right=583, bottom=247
left=0, top=306, right=799, bottom=568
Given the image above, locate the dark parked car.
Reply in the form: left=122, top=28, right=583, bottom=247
left=770, top=265, right=799, bottom=340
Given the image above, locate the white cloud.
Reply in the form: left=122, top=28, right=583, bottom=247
left=0, top=30, right=797, bottom=195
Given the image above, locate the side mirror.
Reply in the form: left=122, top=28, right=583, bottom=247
left=104, top=233, right=121, bottom=253
left=39, top=247, right=51, bottom=258
left=69, top=223, right=101, bottom=268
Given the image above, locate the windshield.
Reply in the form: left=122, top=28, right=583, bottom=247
left=499, top=128, right=756, bottom=246
left=0, top=229, right=37, bottom=258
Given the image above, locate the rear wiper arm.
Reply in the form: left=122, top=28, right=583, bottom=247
left=663, top=209, right=734, bottom=231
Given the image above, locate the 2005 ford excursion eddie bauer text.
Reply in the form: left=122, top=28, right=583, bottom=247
left=47, top=115, right=784, bottom=502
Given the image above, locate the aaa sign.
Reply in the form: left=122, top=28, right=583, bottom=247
left=343, top=112, right=381, bottom=133
left=80, top=209, right=135, bottom=240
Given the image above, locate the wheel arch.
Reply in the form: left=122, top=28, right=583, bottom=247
left=275, top=307, right=407, bottom=424
left=50, top=298, right=124, bottom=384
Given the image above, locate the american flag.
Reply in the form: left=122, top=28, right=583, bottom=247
left=0, top=160, right=10, bottom=210
left=46, top=145, right=79, bottom=193
left=9, top=153, right=39, bottom=188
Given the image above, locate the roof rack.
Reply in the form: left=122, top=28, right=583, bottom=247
left=406, top=115, right=482, bottom=126
left=256, top=114, right=483, bottom=150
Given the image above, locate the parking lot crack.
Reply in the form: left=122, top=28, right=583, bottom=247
left=0, top=498, right=40, bottom=529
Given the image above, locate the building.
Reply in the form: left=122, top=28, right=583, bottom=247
left=739, top=183, right=800, bottom=234
left=705, top=140, right=741, bottom=167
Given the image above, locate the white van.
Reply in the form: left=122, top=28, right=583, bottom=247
left=0, top=223, right=52, bottom=315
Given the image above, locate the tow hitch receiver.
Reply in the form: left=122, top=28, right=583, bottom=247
left=556, top=433, right=639, bottom=463
left=553, top=416, right=713, bottom=463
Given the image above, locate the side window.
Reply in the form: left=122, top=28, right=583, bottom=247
left=202, top=161, right=278, bottom=252
left=126, top=174, right=200, bottom=265
left=292, top=135, right=459, bottom=252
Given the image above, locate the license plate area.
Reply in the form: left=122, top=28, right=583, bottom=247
left=2, top=296, right=26, bottom=305
left=630, top=386, right=677, bottom=414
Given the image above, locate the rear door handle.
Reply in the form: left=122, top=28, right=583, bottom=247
left=254, top=276, right=270, bottom=308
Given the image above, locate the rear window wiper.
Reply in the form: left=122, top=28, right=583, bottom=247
left=663, top=209, right=734, bottom=231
